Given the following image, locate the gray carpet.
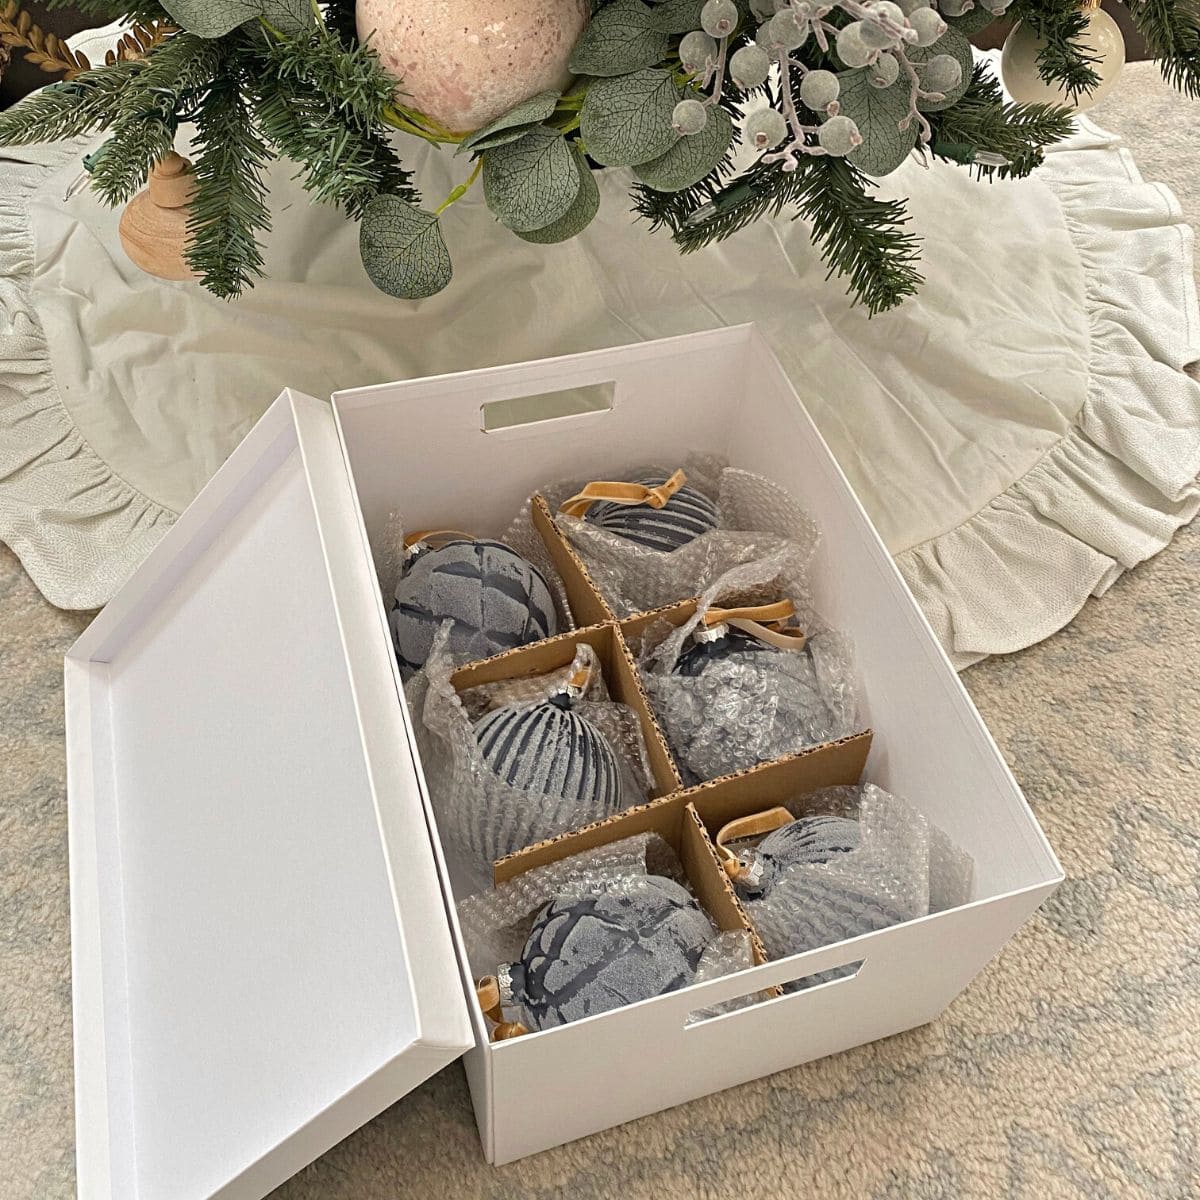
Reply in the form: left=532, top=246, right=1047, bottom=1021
left=2, top=61, right=1198, bottom=1200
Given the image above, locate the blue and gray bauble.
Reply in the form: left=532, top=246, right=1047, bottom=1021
left=500, top=876, right=714, bottom=1030
left=732, top=815, right=862, bottom=898
left=390, top=537, right=558, bottom=679
left=660, top=627, right=841, bottom=783
left=585, top=475, right=718, bottom=552
left=473, top=693, right=622, bottom=850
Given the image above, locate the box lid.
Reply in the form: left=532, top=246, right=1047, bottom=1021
left=65, top=392, right=474, bottom=1200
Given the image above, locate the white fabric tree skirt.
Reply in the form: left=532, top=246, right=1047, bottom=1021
left=1, top=45, right=1197, bottom=667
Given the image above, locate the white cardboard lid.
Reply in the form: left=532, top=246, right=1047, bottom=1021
left=65, top=392, right=474, bottom=1200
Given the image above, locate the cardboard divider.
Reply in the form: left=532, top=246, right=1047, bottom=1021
left=529, top=495, right=615, bottom=629
left=495, top=730, right=872, bottom=885
left=450, top=622, right=681, bottom=800
left=489, top=792, right=764, bottom=968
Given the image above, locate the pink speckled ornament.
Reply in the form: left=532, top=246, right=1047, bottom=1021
left=357, top=0, right=590, bottom=134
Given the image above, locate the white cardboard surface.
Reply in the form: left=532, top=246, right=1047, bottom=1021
left=66, top=396, right=472, bottom=1200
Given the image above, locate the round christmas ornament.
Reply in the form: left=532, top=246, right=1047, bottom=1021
left=562, top=469, right=719, bottom=553
left=499, top=876, right=714, bottom=1030
left=355, top=0, right=590, bottom=133
left=390, top=534, right=558, bottom=679
left=473, top=690, right=620, bottom=815
left=720, top=811, right=862, bottom=898
left=1001, top=2, right=1126, bottom=112
left=654, top=600, right=848, bottom=782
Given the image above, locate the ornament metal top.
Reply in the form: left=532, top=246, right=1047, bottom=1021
left=7, top=0, right=1191, bottom=315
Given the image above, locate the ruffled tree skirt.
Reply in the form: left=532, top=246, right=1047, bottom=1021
left=1, top=51, right=1196, bottom=666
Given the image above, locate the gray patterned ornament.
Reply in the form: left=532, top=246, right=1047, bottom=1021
left=391, top=537, right=558, bottom=679
left=585, top=474, right=718, bottom=552
left=474, top=693, right=622, bottom=814
left=733, top=815, right=862, bottom=898
left=661, top=627, right=842, bottom=783
left=501, top=876, right=714, bottom=1030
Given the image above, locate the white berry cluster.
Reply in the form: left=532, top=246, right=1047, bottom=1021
left=671, top=0, right=1013, bottom=174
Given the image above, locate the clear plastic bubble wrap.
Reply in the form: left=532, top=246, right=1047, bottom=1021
left=407, top=632, right=656, bottom=874
left=457, top=833, right=756, bottom=1033
left=730, top=784, right=975, bottom=990
left=636, top=553, right=860, bottom=784
left=504, top=457, right=820, bottom=617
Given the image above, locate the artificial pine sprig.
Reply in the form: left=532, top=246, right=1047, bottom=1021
left=1125, top=0, right=1200, bottom=97
left=185, top=58, right=271, bottom=296
left=1007, top=0, right=1101, bottom=100
left=0, top=55, right=145, bottom=142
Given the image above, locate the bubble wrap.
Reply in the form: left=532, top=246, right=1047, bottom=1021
left=505, top=457, right=820, bottom=617
left=375, top=510, right=577, bottom=636
left=408, top=633, right=655, bottom=871
left=733, top=785, right=975, bottom=990
left=457, top=834, right=758, bottom=1031
left=637, top=556, right=860, bottom=784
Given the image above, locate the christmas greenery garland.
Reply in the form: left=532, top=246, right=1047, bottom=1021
left=1, top=0, right=1197, bottom=313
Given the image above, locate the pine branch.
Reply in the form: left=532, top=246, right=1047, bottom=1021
left=87, top=34, right=221, bottom=205
left=186, top=69, right=272, bottom=298
left=1008, top=0, right=1102, bottom=99
left=928, top=62, right=1076, bottom=180
left=0, top=56, right=144, bottom=144
left=1125, top=0, right=1200, bottom=97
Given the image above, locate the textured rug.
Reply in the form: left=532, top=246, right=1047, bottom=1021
left=2, top=63, right=1198, bottom=1200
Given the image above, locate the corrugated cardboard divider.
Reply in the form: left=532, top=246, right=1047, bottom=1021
left=529, top=495, right=615, bottom=628
left=450, top=622, right=682, bottom=798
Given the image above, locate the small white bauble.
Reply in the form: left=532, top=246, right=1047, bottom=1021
left=1001, top=6, right=1125, bottom=112
left=357, top=0, right=590, bottom=133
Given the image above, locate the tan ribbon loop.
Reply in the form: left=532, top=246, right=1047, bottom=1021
left=403, top=528, right=476, bottom=551
left=558, top=468, right=687, bottom=519
left=715, top=807, right=795, bottom=880
left=476, top=976, right=528, bottom=1042
left=703, top=600, right=807, bottom=652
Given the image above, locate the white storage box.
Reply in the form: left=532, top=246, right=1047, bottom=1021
left=65, top=326, right=1063, bottom=1199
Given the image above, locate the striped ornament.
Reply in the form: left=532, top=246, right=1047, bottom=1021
left=584, top=475, right=718, bottom=552
left=734, top=815, right=862, bottom=898
left=391, top=538, right=558, bottom=679
left=474, top=696, right=622, bottom=814
left=505, top=877, right=713, bottom=1030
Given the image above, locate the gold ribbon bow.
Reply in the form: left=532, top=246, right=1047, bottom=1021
left=558, top=468, right=688, bottom=519
left=703, top=599, right=808, bottom=652
left=714, top=808, right=796, bottom=882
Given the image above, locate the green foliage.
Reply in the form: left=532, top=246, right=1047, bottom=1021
left=1125, top=0, right=1200, bottom=97
left=359, top=195, right=452, bottom=299
left=836, top=68, right=917, bottom=177
left=907, top=27, right=972, bottom=112
left=580, top=67, right=680, bottom=166
left=0, top=57, right=145, bottom=144
left=633, top=103, right=733, bottom=192
left=516, top=146, right=600, bottom=243
left=458, top=90, right=560, bottom=155
left=1008, top=0, right=1101, bottom=100
left=569, top=0, right=669, bottom=76
left=482, top=125, right=582, bottom=232
left=185, top=63, right=272, bottom=297
left=159, top=0, right=311, bottom=40
left=929, top=63, right=1076, bottom=180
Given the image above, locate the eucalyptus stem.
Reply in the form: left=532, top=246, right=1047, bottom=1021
left=434, top=157, right=482, bottom=214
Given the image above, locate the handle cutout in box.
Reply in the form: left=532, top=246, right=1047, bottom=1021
left=685, top=958, right=865, bottom=1027
left=480, top=382, right=615, bottom=432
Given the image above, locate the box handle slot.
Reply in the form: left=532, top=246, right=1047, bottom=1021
left=480, top=381, right=615, bottom=433
left=685, top=958, right=865, bottom=1027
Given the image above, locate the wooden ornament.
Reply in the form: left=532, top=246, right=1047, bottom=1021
left=118, top=151, right=199, bottom=282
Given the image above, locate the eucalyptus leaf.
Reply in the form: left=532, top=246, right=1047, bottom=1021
left=457, top=90, right=561, bottom=155
left=570, top=0, right=670, bottom=76
left=359, top=195, right=452, bottom=301
left=580, top=68, right=680, bottom=167
left=159, top=0, right=310, bottom=39
left=945, top=5, right=998, bottom=36
left=482, top=126, right=582, bottom=232
left=908, top=29, right=973, bottom=112
left=516, top=148, right=600, bottom=243
left=648, top=0, right=705, bottom=34
left=836, top=67, right=917, bottom=178
left=633, top=104, right=732, bottom=191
